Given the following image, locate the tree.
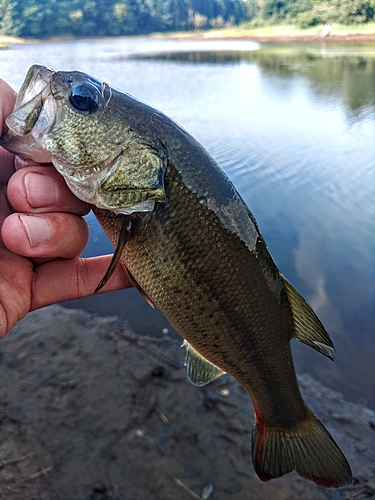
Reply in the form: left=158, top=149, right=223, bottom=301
left=1, top=0, right=372, bottom=39
left=0, top=0, right=21, bottom=35
left=260, top=0, right=286, bottom=20
left=192, top=12, right=207, bottom=29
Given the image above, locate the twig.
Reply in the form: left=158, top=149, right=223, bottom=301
left=168, top=473, right=201, bottom=500
left=34, top=372, right=55, bottom=390
left=343, top=476, right=375, bottom=500
left=29, top=466, right=53, bottom=479
left=154, top=405, right=170, bottom=425
left=0, top=453, right=34, bottom=469
left=348, top=490, right=373, bottom=499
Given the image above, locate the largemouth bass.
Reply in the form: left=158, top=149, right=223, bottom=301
left=1, top=65, right=352, bottom=488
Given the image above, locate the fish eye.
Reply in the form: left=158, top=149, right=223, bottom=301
left=69, top=83, right=100, bottom=114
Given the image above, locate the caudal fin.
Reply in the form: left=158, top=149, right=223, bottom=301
left=252, top=409, right=352, bottom=488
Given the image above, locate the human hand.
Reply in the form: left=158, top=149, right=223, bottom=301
left=0, top=79, right=132, bottom=338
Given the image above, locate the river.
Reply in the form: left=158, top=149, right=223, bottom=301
left=0, top=37, right=374, bottom=408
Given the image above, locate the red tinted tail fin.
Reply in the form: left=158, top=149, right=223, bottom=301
left=252, top=410, right=352, bottom=488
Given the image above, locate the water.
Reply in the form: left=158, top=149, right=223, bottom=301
left=0, top=38, right=374, bottom=408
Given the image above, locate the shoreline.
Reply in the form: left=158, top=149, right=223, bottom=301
left=184, top=33, right=375, bottom=43
left=1, top=30, right=375, bottom=47
left=0, top=305, right=374, bottom=499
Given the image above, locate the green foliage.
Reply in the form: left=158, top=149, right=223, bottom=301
left=0, top=0, right=249, bottom=37
left=0, top=0, right=374, bottom=37
left=258, top=0, right=375, bottom=28
left=295, top=10, right=320, bottom=29
left=244, top=0, right=375, bottom=26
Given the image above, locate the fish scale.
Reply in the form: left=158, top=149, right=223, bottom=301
left=94, top=162, right=311, bottom=426
left=0, top=64, right=352, bottom=488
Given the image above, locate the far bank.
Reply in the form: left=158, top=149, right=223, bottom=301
left=1, top=23, right=375, bottom=47
left=160, top=22, right=375, bottom=43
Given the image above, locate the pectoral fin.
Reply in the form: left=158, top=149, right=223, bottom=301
left=93, top=218, right=133, bottom=295
left=125, top=266, right=154, bottom=308
left=281, top=275, right=335, bottom=360
left=183, top=341, right=226, bottom=386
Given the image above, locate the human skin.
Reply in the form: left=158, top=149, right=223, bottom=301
left=0, top=79, right=132, bottom=338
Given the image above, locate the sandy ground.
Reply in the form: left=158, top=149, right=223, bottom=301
left=1, top=32, right=375, bottom=47
left=239, top=34, right=375, bottom=42
left=172, top=32, right=375, bottom=42
left=0, top=305, right=374, bottom=500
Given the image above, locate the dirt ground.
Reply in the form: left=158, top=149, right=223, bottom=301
left=1, top=32, right=375, bottom=48
left=194, top=33, right=375, bottom=42
left=0, top=305, right=374, bottom=500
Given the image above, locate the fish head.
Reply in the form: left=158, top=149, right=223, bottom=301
left=1, top=65, right=166, bottom=214
left=1, top=65, right=56, bottom=164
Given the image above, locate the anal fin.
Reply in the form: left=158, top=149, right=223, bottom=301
left=183, top=341, right=226, bottom=386
left=281, top=275, right=335, bottom=360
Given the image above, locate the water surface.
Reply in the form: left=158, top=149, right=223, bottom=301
left=0, top=38, right=374, bottom=407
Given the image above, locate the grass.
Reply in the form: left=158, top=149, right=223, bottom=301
left=331, top=21, right=375, bottom=35
left=163, top=22, right=375, bottom=40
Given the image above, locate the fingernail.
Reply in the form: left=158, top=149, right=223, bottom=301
left=19, top=214, right=53, bottom=248
left=24, top=172, right=57, bottom=208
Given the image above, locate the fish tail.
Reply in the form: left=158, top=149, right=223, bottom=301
left=252, top=409, right=352, bottom=488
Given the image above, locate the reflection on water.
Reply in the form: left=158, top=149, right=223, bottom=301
left=0, top=38, right=374, bottom=408
left=251, top=49, right=375, bottom=117
left=132, top=49, right=257, bottom=64
left=133, top=44, right=375, bottom=117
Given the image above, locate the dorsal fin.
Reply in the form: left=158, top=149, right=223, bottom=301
left=281, top=275, right=335, bottom=360
left=183, top=341, right=226, bottom=386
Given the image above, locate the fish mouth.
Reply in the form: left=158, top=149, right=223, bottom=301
left=0, top=65, right=56, bottom=163
left=15, top=66, right=53, bottom=110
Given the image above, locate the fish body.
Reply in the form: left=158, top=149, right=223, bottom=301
left=1, top=65, right=351, bottom=487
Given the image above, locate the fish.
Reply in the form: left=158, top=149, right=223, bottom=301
left=1, top=65, right=352, bottom=488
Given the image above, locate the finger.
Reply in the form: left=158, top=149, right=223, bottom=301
left=0, top=186, right=12, bottom=237
left=0, top=79, right=17, bottom=183
left=30, top=255, right=133, bottom=310
left=0, top=149, right=16, bottom=184
left=2, top=212, right=89, bottom=259
left=14, top=155, right=45, bottom=170
left=7, top=166, right=90, bottom=215
left=0, top=79, right=16, bottom=135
